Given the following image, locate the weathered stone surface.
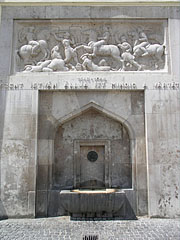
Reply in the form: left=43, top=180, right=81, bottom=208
left=0, top=5, right=179, bottom=219
left=36, top=90, right=146, bottom=216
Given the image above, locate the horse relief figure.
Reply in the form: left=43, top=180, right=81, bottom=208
left=78, top=29, right=122, bottom=70
left=17, top=39, right=50, bottom=66
left=81, top=54, right=111, bottom=71
left=89, top=31, right=111, bottom=57
left=23, top=58, right=69, bottom=72
left=129, top=30, right=165, bottom=69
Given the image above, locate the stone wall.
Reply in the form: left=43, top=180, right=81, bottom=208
left=0, top=5, right=179, bottom=219
left=0, top=90, right=38, bottom=218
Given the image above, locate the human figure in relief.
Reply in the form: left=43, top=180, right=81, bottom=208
left=118, top=36, right=142, bottom=71
left=90, top=31, right=111, bottom=57
left=79, top=29, right=122, bottom=69
left=62, top=39, right=79, bottom=64
left=133, top=31, right=150, bottom=57
left=129, top=30, right=165, bottom=68
left=81, top=54, right=111, bottom=71
left=51, top=44, right=62, bottom=59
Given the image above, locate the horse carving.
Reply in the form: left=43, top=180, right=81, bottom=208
left=17, top=40, right=50, bottom=65
left=134, top=44, right=165, bottom=61
left=133, top=43, right=165, bottom=69
left=80, top=29, right=122, bottom=69
left=83, top=42, right=122, bottom=61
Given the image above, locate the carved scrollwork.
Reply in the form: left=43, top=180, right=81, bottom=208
left=15, top=21, right=166, bottom=72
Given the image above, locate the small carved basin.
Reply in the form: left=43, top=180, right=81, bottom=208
left=59, top=189, right=136, bottom=220
left=71, top=189, right=116, bottom=193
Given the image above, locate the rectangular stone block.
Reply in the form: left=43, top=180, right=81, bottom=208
left=28, top=191, right=35, bottom=217
left=36, top=164, right=49, bottom=191
left=131, top=92, right=144, bottom=115
left=47, top=190, right=66, bottom=217
left=3, top=114, right=36, bottom=140
left=111, top=163, right=132, bottom=189
left=136, top=137, right=146, bottom=164
left=52, top=91, right=80, bottom=120
left=36, top=190, right=48, bottom=217
left=38, top=139, right=54, bottom=165
left=137, top=189, right=148, bottom=215
left=136, top=163, right=147, bottom=190
left=38, top=114, right=55, bottom=139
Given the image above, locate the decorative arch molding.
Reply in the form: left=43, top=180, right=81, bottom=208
left=54, top=101, right=136, bottom=141
left=53, top=100, right=135, bottom=191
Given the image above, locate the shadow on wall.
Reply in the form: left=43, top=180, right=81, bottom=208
left=0, top=200, right=8, bottom=220
left=0, top=89, right=8, bottom=220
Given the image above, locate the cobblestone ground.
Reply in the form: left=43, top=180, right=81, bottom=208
left=0, top=217, right=180, bottom=240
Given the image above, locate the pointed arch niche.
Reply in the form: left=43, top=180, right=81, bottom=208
left=36, top=91, right=147, bottom=217
left=53, top=102, right=135, bottom=190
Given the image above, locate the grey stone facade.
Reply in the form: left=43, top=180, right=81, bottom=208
left=0, top=4, right=180, bottom=219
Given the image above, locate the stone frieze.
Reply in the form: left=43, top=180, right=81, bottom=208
left=14, top=20, right=167, bottom=72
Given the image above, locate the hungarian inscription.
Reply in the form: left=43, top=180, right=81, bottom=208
left=1, top=80, right=179, bottom=90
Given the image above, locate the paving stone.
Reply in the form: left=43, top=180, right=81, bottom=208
left=0, top=217, right=180, bottom=240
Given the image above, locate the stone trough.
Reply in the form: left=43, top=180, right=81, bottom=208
left=59, top=189, right=137, bottom=220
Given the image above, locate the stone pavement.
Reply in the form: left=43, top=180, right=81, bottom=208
left=0, top=217, right=180, bottom=240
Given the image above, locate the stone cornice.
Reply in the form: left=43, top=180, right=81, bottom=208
left=0, top=0, right=179, bottom=6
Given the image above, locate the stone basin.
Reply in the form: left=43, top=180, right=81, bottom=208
left=71, top=188, right=116, bottom=194
left=59, top=189, right=136, bottom=220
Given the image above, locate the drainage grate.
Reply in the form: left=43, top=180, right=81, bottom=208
left=82, top=235, right=99, bottom=240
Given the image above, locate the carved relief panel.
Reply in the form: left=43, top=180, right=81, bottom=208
left=13, top=20, right=167, bottom=73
